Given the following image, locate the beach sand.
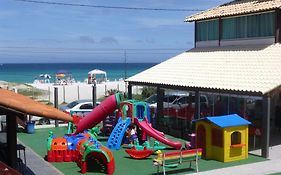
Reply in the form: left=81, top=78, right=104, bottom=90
left=0, top=80, right=142, bottom=105
left=30, top=80, right=143, bottom=104
left=29, top=80, right=127, bottom=104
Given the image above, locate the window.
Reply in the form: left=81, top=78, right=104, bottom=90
left=67, top=101, right=79, bottom=108
left=211, top=128, right=223, bottom=147
left=163, top=95, right=179, bottom=103
left=79, top=103, right=93, bottom=109
left=222, top=12, right=275, bottom=40
left=231, top=131, right=241, bottom=145
left=196, top=19, right=219, bottom=41
left=176, top=96, right=190, bottom=104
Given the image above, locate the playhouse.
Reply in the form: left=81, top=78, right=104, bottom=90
left=195, top=114, right=251, bottom=162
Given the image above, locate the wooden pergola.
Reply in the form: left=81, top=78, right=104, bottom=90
left=0, top=88, right=73, bottom=169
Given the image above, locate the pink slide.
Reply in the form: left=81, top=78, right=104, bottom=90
left=134, top=118, right=182, bottom=150
left=74, top=93, right=121, bottom=134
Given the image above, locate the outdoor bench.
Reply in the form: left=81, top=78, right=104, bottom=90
left=153, top=148, right=202, bottom=175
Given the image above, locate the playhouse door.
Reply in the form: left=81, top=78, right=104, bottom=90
left=196, top=124, right=206, bottom=157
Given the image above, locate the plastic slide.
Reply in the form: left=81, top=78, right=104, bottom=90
left=150, top=123, right=165, bottom=137
left=74, top=93, right=121, bottom=134
left=134, top=118, right=182, bottom=150
left=107, top=118, right=131, bottom=150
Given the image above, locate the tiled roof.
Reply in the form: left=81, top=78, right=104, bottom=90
left=186, top=0, right=281, bottom=22
left=205, top=114, right=251, bottom=128
left=126, top=44, right=281, bottom=95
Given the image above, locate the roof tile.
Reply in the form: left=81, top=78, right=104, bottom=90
left=126, top=44, right=281, bottom=95
left=186, top=0, right=281, bottom=22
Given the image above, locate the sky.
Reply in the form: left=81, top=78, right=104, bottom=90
left=0, top=0, right=229, bottom=63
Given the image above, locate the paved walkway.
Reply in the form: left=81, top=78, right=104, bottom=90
left=189, top=144, right=281, bottom=175
left=19, top=141, right=63, bottom=175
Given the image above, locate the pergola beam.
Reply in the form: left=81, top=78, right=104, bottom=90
left=126, top=81, right=263, bottom=97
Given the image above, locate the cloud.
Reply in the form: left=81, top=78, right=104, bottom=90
left=0, top=10, right=17, bottom=18
left=79, top=35, right=95, bottom=44
left=145, top=38, right=155, bottom=44
left=99, top=37, right=119, bottom=45
left=135, top=38, right=155, bottom=44
left=137, top=18, right=185, bottom=28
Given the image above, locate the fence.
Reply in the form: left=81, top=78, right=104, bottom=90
left=29, top=81, right=142, bottom=104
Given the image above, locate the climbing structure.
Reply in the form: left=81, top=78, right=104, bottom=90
left=107, top=118, right=131, bottom=150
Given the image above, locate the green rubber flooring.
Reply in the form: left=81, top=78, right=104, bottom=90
left=17, top=127, right=267, bottom=175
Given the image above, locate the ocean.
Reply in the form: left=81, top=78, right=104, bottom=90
left=0, top=63, right=157, bottom=83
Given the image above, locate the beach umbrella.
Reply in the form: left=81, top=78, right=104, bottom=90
left=56, top=70, right=69, bottom=75
left=44, top=74, right=51, bottom=79
left=56, top=70, right=70, bottom=78
left=56, top=73, right=65, bottom=78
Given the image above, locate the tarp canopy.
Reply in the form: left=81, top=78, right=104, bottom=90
left=0, top=88, right=73, bottom=122
left=88, top=69, right=107, bottom=76
left=88, top=69, right=107, bottom=84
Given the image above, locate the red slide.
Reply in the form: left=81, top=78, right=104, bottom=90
left=74, top=93, right=121, bottom=134
left=134, top=118, right=182, bottom=150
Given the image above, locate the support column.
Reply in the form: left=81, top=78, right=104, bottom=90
left=262, top=96, right=270, bottom=158
left=156, top=87, right=164, bottom=120
left=194, top=21, right=197, bottom=48
left=127, top=83, right=132, bottom=99
left=54, top=87, right=59, bottom=127
left=92, top=83, right=97, bottom=108
left=194, top=90, right=200, bottom=120
left=218, top=17, right=222, bottom=46
left=275, top=9, right=281, bottom=43
left=6, top=114, right=17, bottom=168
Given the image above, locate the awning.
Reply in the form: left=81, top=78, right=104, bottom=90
left=0, top=88, right=73, bottom=122
left=126, top=44, right=281, bottom=95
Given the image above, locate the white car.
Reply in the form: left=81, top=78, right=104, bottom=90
left=30, top=116, right=53, bottom=125
left=59, top=99, right=100, bottom=115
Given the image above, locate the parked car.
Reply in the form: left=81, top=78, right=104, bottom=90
left=145, top=94, right=183, bottom=108
left=59, top=99, right=100, bottom=115
left=30, top=116, right=52, bottom=125
left=145, top=93, right=209, bottom=109
left=169, top=95, right=209, bottom=110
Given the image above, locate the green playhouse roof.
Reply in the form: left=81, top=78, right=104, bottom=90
left=201, top=114, right=251, bottom=128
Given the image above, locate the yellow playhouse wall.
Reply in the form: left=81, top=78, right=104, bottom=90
left=208, top=124, right=225, bottom=162
left=196, top=121, right=249, bottom=162
left=196, top=121, right=210, bottom=159
left=196, top=121, right=224, bottom=160
left=223, top=126, right=249, bottom=162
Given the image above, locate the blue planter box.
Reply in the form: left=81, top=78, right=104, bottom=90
left=26, top=121, right=35, bottom=134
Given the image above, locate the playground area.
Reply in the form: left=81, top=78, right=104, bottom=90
left=17, top=126, right=266, bottom=175
left=12, top=93, right=268, bottom=175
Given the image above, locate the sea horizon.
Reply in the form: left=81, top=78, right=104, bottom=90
left=0, top=62, right=157, bottom=84
left=0, top=62, right=159, bottom=64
